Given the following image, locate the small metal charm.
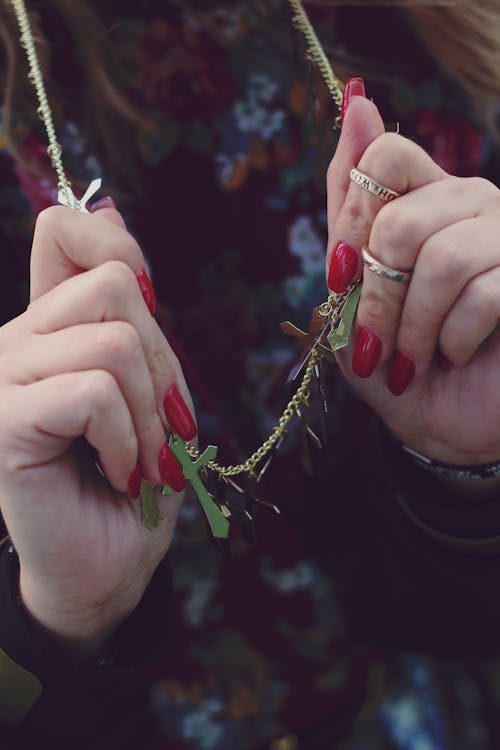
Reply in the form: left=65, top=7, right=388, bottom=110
left=296, top=404, right=323, bottom=475
left=256, top=433, right=287, bottom=482
left=327, top=283, right=361, bottom=351
left=221, top=477, right=256, bottom=553
left=281, top=306, right=335, bottom=382
left=214, top=475, right=279, bottom=555
left=58, top=178, right=102, bottom=213
left=140, top=479, right=164, bottom=531
left=225, top=475, right=280, bottom=515
left=385, top=121, right=400, bottom=134
left=314, top=361, right=328, bottom=446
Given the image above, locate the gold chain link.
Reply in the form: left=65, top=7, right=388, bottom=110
left=10, top=0, right=74, bottom=205
left=288, top=0, right=344, bottom=119
left=186, top=349, right=320, bottom=477
left=10, top=0, right=346, bottom=480
left=185, top=288, right=351, bottom=477
left=185, top=2, right=347, bottom=477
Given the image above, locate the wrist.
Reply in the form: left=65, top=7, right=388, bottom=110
left=18, top=570, right=139, bottom=660
left=375, top=419, right=500, bottom=551
left=0, top=543, right=160, bottom=742
left=387, top=424, right=500, bottom=468
left=380, top=422, right=500, bottom=500
left=381, top=421, right=500, bottom=501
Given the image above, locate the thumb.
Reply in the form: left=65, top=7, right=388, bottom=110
left=326, top=80, right=385, bottom=270
left=89, top=196, right=127, bottom=230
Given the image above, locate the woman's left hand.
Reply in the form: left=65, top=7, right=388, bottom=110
left=326, top=95, right=500, bottom=466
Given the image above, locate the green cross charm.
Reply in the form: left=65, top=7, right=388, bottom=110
left=327, top=284, right=361, bottom=351
left=166, top=436, right=230, bottom=540
left=140, top=479, right=164, bottom=531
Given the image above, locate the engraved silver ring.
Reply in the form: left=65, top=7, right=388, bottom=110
left=361, top=247, right=413, bottom=284
left=349, top=167, right=401, bottom=202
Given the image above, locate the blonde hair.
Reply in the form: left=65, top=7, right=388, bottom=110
left=312, top=0, right=500, bottom=99
left=0, top=1, right=145, bottom=194
left=1, top=0, right=500, bottom=187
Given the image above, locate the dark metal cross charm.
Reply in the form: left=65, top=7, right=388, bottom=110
left=281, top=306, right=333, bottom=354
left=281, top=306, right=335, bottom=381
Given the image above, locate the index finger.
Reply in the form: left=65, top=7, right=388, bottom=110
left=329, top=133, right=445, bottom=365
left=30, top=205, right=144, bottom=302
left=325, top=94, right=385, bottom=286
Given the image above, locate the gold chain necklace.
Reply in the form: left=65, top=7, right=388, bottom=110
left=10, top=0, right=360, bottom=548
left=10, top=0, right=102, bottom=209
left=288, top=0, right=345, bottom=119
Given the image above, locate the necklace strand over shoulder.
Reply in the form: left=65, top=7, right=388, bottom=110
left=10, top=0, right=361, bottom=549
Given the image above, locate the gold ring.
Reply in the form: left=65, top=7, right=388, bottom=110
left=349, top=167, right=400, bottom=202
left=361, top=247, right=413, bottom=284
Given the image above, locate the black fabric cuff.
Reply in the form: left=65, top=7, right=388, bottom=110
left=362, top=418, right=500, bottom=655
left=378, top=421, right=500, bottom=543
left=0, top=543, right=173, bottom=749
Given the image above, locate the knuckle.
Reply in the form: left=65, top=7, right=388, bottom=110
left=360, top=132, right=406, bottom=186
left=97, top=260, right=137, bottom=302
left=370, top=204, right=419, bottom=259
left=95, top=321, right=142, bottom=366
left=468, top=175, right=499, bottom=202
left=85, top=370, right=119, bottom=410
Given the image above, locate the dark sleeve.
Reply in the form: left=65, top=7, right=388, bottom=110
left=294, top=407, right=500, bottom=657
left=349, top=418, right=500, bottom=656
left=0, top=543, right=173, bottom=749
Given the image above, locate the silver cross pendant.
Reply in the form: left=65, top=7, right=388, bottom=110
left=58, top=178, right=102, bottom=213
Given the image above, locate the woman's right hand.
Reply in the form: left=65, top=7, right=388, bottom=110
left=0, top=203, right=196, bottom=656
left=326, top=84, right=500, bottom=476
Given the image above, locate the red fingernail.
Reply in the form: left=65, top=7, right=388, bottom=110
left=352, top=327, right=382, bottom=378
left=158, top=443, right=186, bottom=493
left=89, top=196, right=117, bottom=213
left=437, top=350, right=454, bottom=373
left=328, top=242, right=358, bottom=293
left=341, top=77, right=366, bottom=125
left=387, top=350, right=415, bottom=396
left=136, top=268, right=158, bottom=317
left=164, top=384, right=197, bottom=441
left=127, top=462, right=142, bottom=499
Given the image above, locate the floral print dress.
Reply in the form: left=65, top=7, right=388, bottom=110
left=1, top=2, right=499, bottom=749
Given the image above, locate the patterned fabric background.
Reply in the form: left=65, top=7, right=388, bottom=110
left=1, top=2, right=499, bottom=748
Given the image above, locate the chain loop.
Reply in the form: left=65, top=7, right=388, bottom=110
left=10, top=0, right=73, bottom=199
left=185, top=348, right=321, bottom=477
left=288, top=0, right=344, bottom=117
left=10, top=0, right=348, bottom=483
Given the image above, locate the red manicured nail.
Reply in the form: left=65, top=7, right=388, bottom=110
left=388, top=350, right=415, bottom=396
left=437, top=350, right=454, bottom=373
left=127, top=462, right=142, bottom=499
left=136, top=268, right=158, bottom=317
left=341, top=77, right=366, bottom=125
left=352, top=327, right=382, bottom=378
left=328, top=242, right=358, bottom=293
left=89, top=196, right=117, bottom=213
left=164, top=384, right=197, bottom=441
left=158, top=443, right=186, bottom=493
